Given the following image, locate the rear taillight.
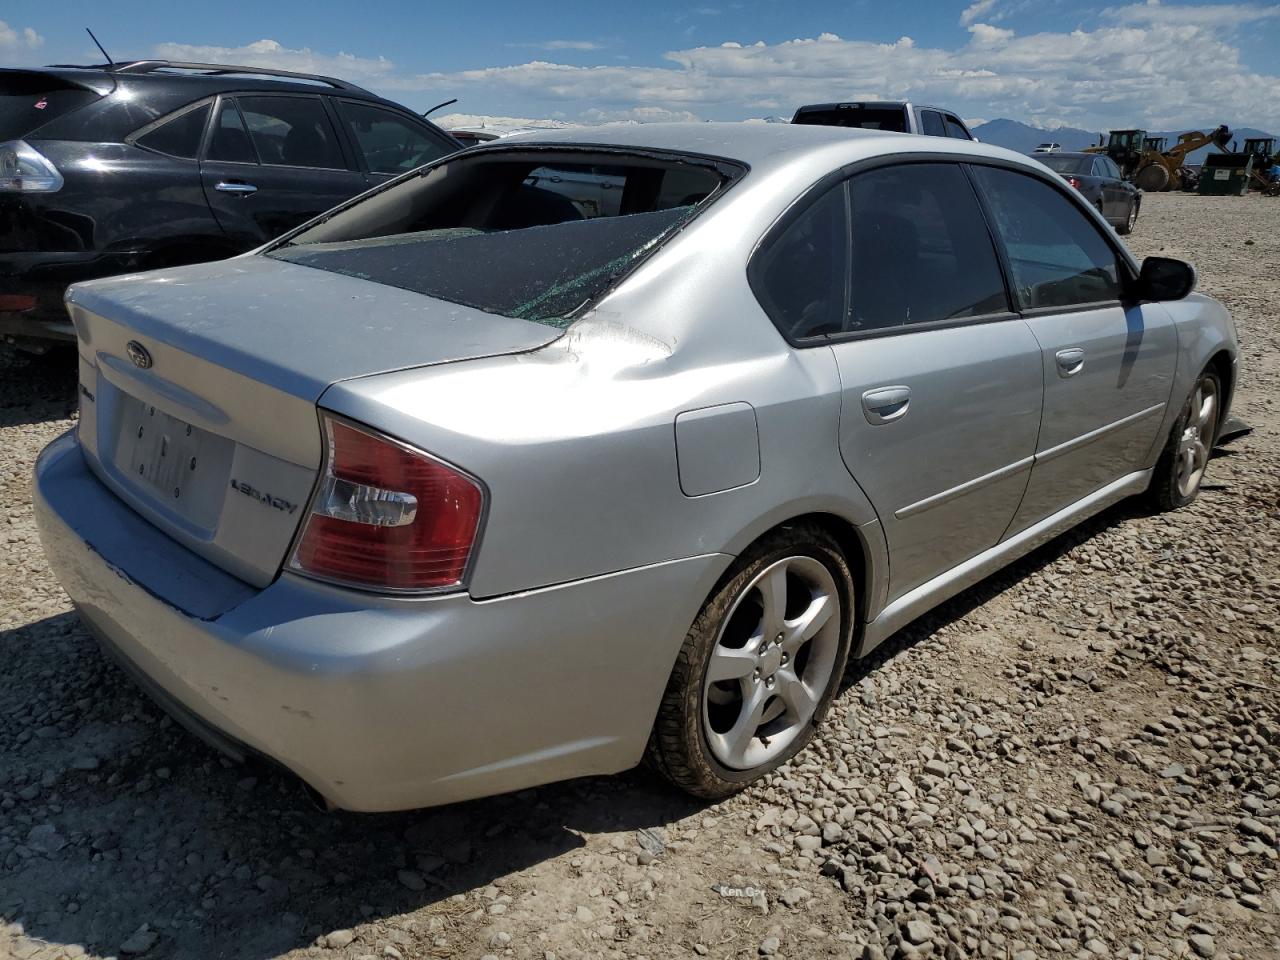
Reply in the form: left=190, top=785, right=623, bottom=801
left=290, top=416, right=484, bottom=592
left=0, top=140, right=63, bottom=193
left=1065, top=176, right=1082, bottom=190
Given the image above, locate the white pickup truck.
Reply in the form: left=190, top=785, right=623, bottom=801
left=792, top=101, right=977, bottom=140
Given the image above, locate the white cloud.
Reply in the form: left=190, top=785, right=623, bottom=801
left=968, top=23, right=1016, bottom=44
left=150, top=16, right=1280, bottom=131
left=152, top=39, right=398, bottom=85
left=0, top=20, right=44, bottom=50
left=960, top=0, right=1001, bottom=26
left=1105, top=1, right=1280, bottom=27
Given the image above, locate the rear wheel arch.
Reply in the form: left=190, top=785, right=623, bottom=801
left=720, top=511, right=875, bottom=651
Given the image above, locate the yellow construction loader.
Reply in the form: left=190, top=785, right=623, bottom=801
left=1132, top=125, right=1232, bottom=192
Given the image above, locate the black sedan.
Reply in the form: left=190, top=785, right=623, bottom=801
left=1032, top=151, right=1141, bottom=234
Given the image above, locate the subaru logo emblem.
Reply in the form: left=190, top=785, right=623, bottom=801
left=126, top=340, right=152, bottom=370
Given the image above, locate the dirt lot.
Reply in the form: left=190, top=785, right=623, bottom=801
left=1, top=192, right=1277, bottom=960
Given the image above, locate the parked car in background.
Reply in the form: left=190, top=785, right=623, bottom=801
left=36, top=124, right=1236, bottom=811
left=1033, top=142, right=1062, bottom=153
left=1031, top=150, right=1141, bottom=234
left=0, top=60, right=460, bottom=350
left=792, top=101, right=975, bottom=140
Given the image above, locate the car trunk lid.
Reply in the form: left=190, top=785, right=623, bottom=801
left=68, top=255, right=564, bottom=588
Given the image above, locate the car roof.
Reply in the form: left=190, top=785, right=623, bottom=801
left=1041, top=152, right=1097, bottom=160
left=23, top=61, right=386, bottom=101
left=491, top=121, right=1024, bottom=175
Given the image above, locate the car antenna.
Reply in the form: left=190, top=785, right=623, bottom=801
left=86, top=27, right=115, bottom=68
left=423, top=98, right=458, bottom=118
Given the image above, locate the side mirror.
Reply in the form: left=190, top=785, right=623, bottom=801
left=1135, top=256, right=1196, bottom=302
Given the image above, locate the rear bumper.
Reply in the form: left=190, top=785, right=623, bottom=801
left=34, top=430, right=725, bottom=811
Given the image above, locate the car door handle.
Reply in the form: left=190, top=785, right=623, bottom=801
left=862, top=386, right=911, bottom=425
left=1056, top=348, right=1085, bottom=377
left=215, top=181, right=258, bottom=196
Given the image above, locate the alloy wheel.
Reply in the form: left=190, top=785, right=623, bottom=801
left=1176, top=375, right=1218, bottom=498
left=701, top=555, right=841, bottom=770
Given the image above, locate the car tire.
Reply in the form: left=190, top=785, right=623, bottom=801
left=1148, top=366, right=1222, bottom=512
left=646, top=524, right=854, bottom=799
left=1117, top=200, right=1138, bottom=235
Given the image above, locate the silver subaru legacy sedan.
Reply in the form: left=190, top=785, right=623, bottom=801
left=34, top=123, right=1238, bottom=811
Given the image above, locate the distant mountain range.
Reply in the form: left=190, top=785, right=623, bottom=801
left=972, top=118, right=1278, bottom=166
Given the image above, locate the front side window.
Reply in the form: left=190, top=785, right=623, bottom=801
left=943, top=115, right=971, bottom=140
left=134, top=102, right=211, bottom=159
left=920, top=111, right=946, bottom=137
left=269, top=150, right=736, bottom=325
left=236, top=96, right=345, bottom=170
left=751, top=183, right=849, bottom=340
left=846, top=163, right=1008, bottom=332
left=970, top=165, right=1124, bottom=310
left=340, top=101, right=453, bottom=175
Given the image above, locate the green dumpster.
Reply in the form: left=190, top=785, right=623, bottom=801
left=1199, top=153, right=1253, bottom=196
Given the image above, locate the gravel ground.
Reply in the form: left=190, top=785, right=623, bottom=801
left=1, top=192, right=1277, bottom=960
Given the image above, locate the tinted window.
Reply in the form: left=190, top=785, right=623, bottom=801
left=921, top=111, right=946, bottom=136
left=793, top=106, right=908, bottom=133
left=847, top=164, right=1008, bottom=332
left=270, top=152, right=732, bottom=325
left=0, top=77, right=101, bottom=140
left=971, top=166, right=1123, bottom=310
left=207, top=99, right=256, bottom=164
left=1091, top=158, right=1108, bottom=178
left=1104, top=158, right=1123, bottom=179
left=752, top=183, right=848, bottom=340
left=237, top=96, right=345, bottom=169
left=135, top=103, right=210, bottom=159
left=341, top=101, right=452, bottom=174
left=1040, top=155, right=1091, bottom=176
left=943, top=116, right=971, bottom=140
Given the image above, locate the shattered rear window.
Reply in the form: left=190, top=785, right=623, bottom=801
left=267, top=151, right=740, bottom=325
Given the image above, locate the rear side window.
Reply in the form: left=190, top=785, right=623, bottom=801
left=971, top=165, right=1123, bottom=310
left=207, top=99, right=256, bottom=163
left=920, top=111, right=946, bottom=137
left=339, top=101, right=452, bottom=175
left=268, top=151, right=736, bottom=325
left=793, top=106, right=908, bottom=133
left=751, top=183, right=849, bottom=340
left=943, top=115, right=971, bottom=140
left=0, top=75, right=101, bottom=140
left=134, top=103, right=211, bottom=160
left=847, top=164, right=1008, bottom=332
left=237, top=96, right=345, bottom=170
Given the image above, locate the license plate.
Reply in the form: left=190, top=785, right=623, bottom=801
left=1214, top=169, right=1230, bottom=180
left=119, top=399, right=209, bottom=504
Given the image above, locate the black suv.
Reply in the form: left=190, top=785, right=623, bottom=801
left=1, top=60, right=461, bottom=350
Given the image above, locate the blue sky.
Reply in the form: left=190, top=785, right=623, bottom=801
left=3, top=1, right=1279, bottom=129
